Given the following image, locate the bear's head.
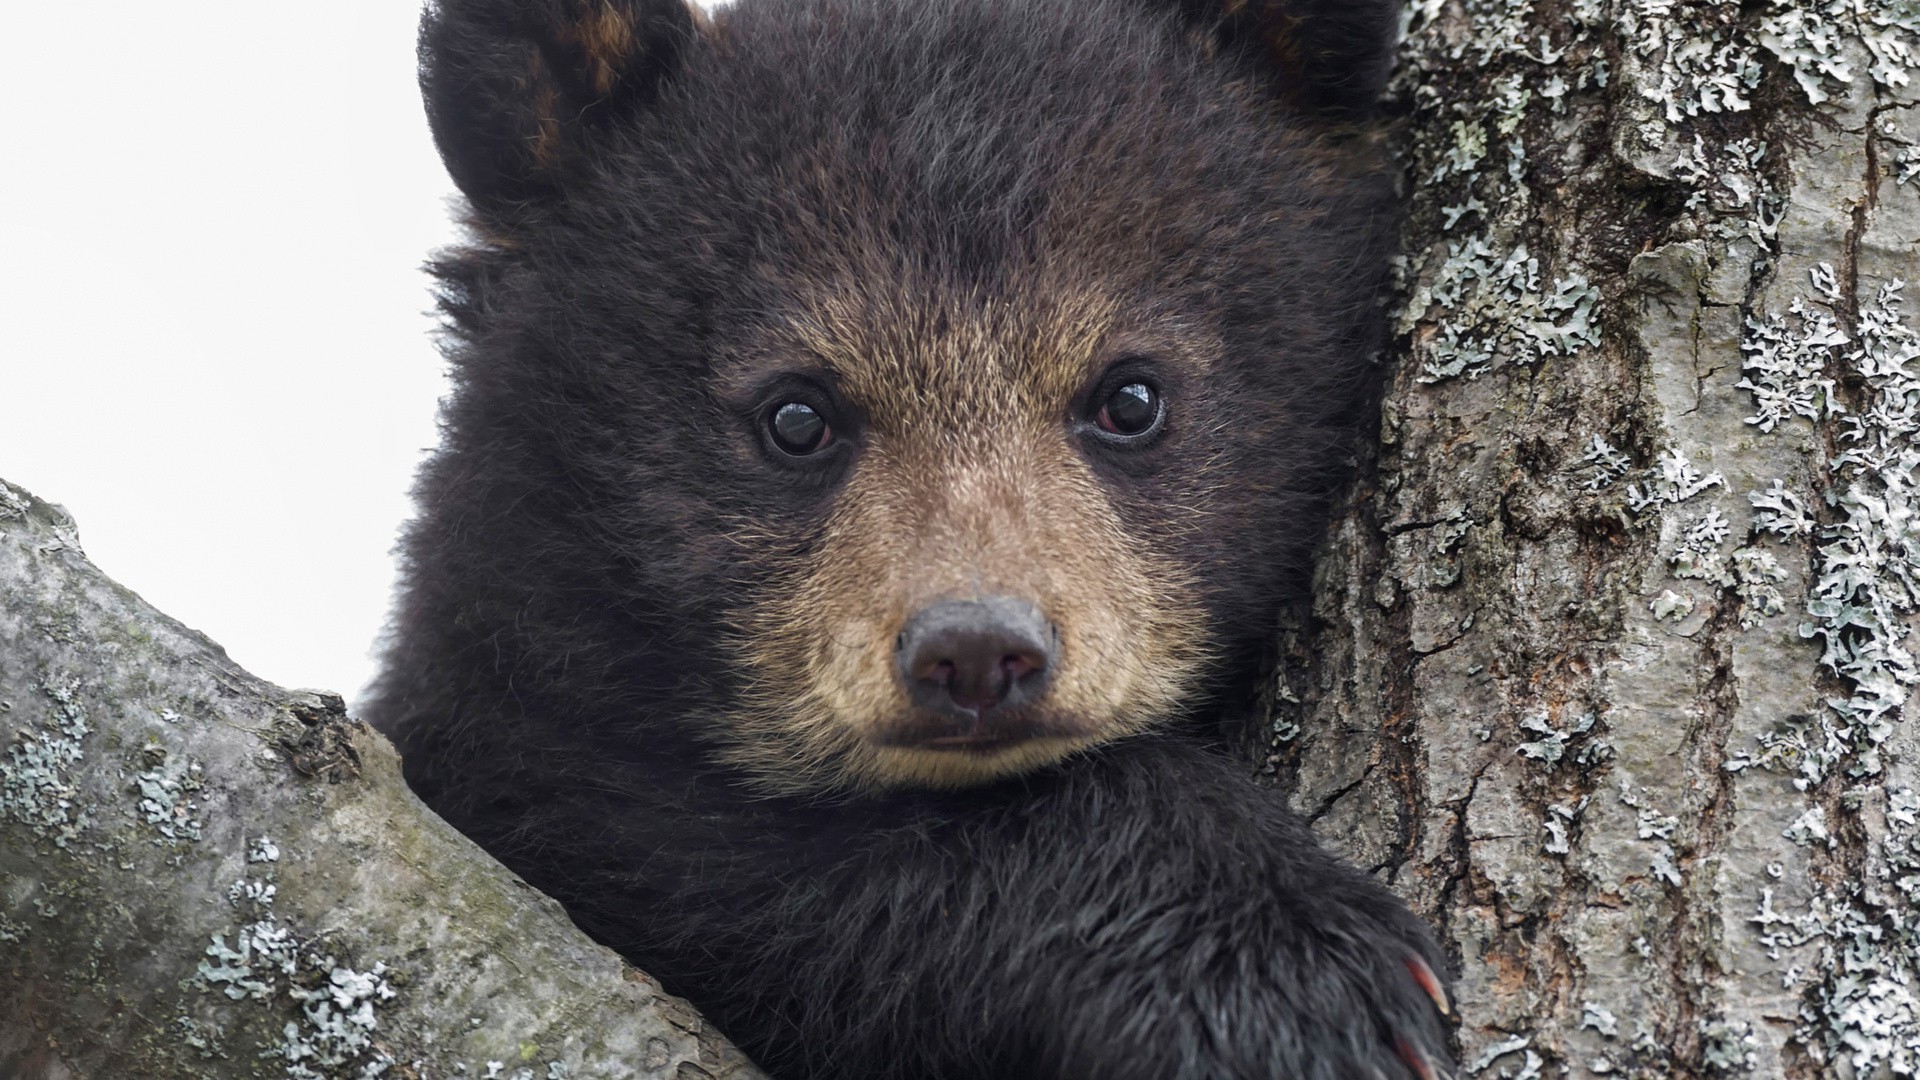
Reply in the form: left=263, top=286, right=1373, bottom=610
left=388, top=0, right=1399, bottom=795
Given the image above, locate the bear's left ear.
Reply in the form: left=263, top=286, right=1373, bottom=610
left=1163, top=0, right=1401, bottom=118
left=420, top=0, right=703, bottom=213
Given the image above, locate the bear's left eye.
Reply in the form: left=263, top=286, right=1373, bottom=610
left=768, top=401, right=834, bottom=456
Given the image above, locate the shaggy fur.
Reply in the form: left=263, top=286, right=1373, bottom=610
left=371, top=0, right=1452, bottom=1075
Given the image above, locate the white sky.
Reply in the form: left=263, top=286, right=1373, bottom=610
left=3, top=2, right=732, bottom=705
left=2, top=1, right=461, bottom=704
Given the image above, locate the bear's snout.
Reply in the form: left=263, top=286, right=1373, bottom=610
left=892, top=597, right=1056, bottom=746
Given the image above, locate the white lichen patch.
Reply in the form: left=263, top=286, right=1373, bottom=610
left=1758, top=0, right=1920, bottom=104
left=133, top=745, right=204, bottom=843
left=1749, top=796, right=1920, bottom=1078
left=1699, top=1017, right=1761, bottom=1072
left=1757, top=4, right=1856, bottom=104
left=1626, top=443, right=1794, bottom=626
left=1736, top=269, right=1920, bottom=1075
left=1626, top=449, right=1726, bottom=511
left=1622, top=0, right=1763, bottom=121
left=200, top=920, right=301, bottom=1001
left=0, top=677, right=95, bottom=848
left=1731, top=547, right=1790, bottom=627
left=281, top=961, right=399, bottom=1080
left=1739, top=279, right=1920, bottom=782
left=1392, top=0, right=1920, bottom=1069
left=1543, top=801, right=1585, bottom=856
left=192, top=838, right=402, bottom=1080
left=1615, top=780, right=1686, bottom=888
left=1783, top=805, right=1836, bottom=848
left=1750, top=479, right=1816, bottom=538
left=1414, top=237, right=1602, bottom=383
left=1516, top=710, right=1600, bottom=766
left=1887, top=112, right=1920, bottom=186
left=229, top=877, right=278, bottom=908
left=1579, top=434, right=1634, bottom=490
left=1739, top=296, right=1846, bottom=433
left=1651, top=588, right=1697, bottom=621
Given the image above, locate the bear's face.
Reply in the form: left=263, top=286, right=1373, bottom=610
left=718, top=275, right=1216, bottom=790
left=406, top=0, right=1394, bottom=794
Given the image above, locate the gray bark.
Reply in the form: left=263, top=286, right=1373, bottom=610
left=0, top=482, right=764, bottom=1080
left=1272, top=1, right=1920, bottom=1077
left=14, top=4, right=1920, bottom=1079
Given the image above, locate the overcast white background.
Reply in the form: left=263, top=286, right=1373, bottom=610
left=2, top=1, right=464, bottom=704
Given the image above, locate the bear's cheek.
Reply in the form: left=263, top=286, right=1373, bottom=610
left=720, top=428, right=1214, bottom=792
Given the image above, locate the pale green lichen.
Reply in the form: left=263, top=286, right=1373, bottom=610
left=1730, top=548, right=1790, bottom=627
left=1735, top=254, right=1920, bottom=1080
left=1413, top=237, right=1602, bottom=383
left=1516, top=710, right=1598, bottom=765
left=1542, top=801, right=1584, bottom=856
left=1650, top=588, right=1696, bottom=621
left=1735, top=276, right=1920, bottom=783
left=1622, top=0, right=1763, bottom=120
left=1749, top=803, right=1920, bottom=1077
left=1, top=677, right=95, bottom=848
left=1578, top=434, right=1634, bottom=490
left=134, top=745, right=204, bottom=843
left=1392, top=0, right=1920, bottom=1069
left=1699, top=1018, right=1760, bottom=1072
left=191, top=836, right=403, bottom=1079
left=1758, top=0, right=1920, bottom=103
left=1626, top=449, right=1728, bottom=510
left=281, top=961, right=400, bottom=1080
left=1749, top=479, right=1816, bottom=538
left=1739, top=295, right=1846, bottom=432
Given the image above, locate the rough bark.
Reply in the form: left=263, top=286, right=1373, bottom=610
left=0, top=481, right=764, bottom=1080
left=15, top=5, right=1920, bottom=1079
left=1273, top=2, right=1920, bottom=1077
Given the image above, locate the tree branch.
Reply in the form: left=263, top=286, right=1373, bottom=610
left=0, top=479, right=765, bottom=1080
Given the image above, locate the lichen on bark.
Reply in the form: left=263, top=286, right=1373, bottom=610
left=1273, top=1, right=1920, bottom=1076
left=0, top=480, right=764, bottom=1080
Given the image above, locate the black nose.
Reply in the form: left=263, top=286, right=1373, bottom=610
left=896, top=598, right=1055, bottom=719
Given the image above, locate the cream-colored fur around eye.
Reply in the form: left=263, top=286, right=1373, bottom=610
left=719, top=407, right=1213, bottom=794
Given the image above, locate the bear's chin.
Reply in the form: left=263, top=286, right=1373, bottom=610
left=849, top=703, right=1120, bottom=790
left=857, top=735, right=1105, bottom=792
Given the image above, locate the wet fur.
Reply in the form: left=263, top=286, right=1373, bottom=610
left=372, top=0, right=1451, bottom=1075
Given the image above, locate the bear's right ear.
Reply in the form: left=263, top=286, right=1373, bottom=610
left=421, top=0, right=701, bottom=212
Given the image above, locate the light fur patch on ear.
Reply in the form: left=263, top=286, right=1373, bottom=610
left=557, top=2, right=640, bottom=96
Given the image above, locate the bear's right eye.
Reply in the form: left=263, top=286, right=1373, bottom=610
left=768, top=402, right=834, bottom=456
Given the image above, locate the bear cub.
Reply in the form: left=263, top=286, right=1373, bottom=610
left=370, top=0, right=1454, bottom=1076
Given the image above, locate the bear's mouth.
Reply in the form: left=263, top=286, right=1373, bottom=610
left=873, top=708, right=1102, bottom=755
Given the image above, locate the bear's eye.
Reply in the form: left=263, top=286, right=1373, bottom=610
left=1095, top=383, right=1162, bottom=439
left=768, top=401, right=834, bottom=456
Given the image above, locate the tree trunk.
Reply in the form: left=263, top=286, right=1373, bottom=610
left=12, top=3, right=1920, bottom=1078
left=1272, top=1, right=1920, bottom=1077
left=0, top=482, right=764, bottom=1079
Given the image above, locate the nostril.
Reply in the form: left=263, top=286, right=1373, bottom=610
left=895, top=597, right=1056, bottom=720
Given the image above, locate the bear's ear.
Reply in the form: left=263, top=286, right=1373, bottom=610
left=1165, top=0, right=1400, bottom=118
left=421, top=0, right=701, bottom=211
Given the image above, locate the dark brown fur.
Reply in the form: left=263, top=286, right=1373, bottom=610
left=372, top=0, right=1451, bottom=1076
